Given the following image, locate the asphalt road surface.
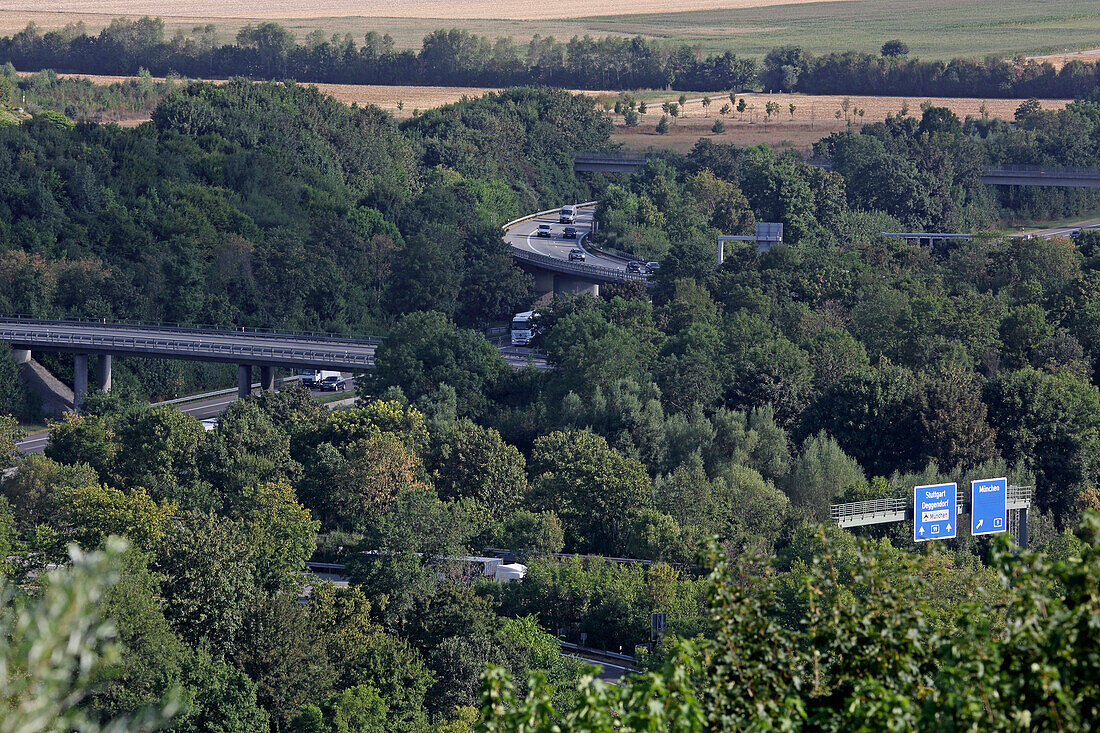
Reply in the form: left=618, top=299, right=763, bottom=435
left=14, top=379, right=348, bottom=456
left=502, top=204, right=626, bottom=271
left=1024, top=218, right=1100, bottom=239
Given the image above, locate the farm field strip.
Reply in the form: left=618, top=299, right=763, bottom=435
left=4, top=0, right=1100, bottom=58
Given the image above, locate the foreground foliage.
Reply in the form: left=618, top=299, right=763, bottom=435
left=481, top=515, right=1100, bottom=730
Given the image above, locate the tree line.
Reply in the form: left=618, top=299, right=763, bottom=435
left=0, top=19, right=757, bottom=92
left=5, top=18, right=1100, bottom=98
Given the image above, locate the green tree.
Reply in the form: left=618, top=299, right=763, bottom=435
left=782, top=431, right=866, bottom=518
left=1, top=454, right=99, bottom=531
left=427, top=419, right=527, bottom=519
left=170, top=647, right=269, bottom=733
left=363, top=311, right=508, bottom=419
left=0, top=539, right=179, bottom=732
left=529, top=431, right=652, bottom=554
left=44, top=411, right=116, bottom=480
left=655, top=115, right=670, bottom=134
left=985, top=367, right=1100, bottom=516
left=225, top=480, right=318, bottom=592
left=198, top=398, right=300, bottom=501
left=916, top=364, right=998, bottom=471
left=0, top=414, right=27, bottom=463
left=497, top=510, right=565, bottom=556
left=881, top=39, right=910, bottom=57
left=87, top=548, right=184, bottom=722
left=48, top=483, right=177, bottom=555
left=112, top=405, right=206, bottom=503
left=158, top=511, right=259, bottom=656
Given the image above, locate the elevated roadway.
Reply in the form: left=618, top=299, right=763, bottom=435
left=0, top=316, right=546, bottom=409
left=502, top=203, right=645, bottom=297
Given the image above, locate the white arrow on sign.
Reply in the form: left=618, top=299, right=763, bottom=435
left=976, top=519, right=983, bottom=530
left=919, top=526, right=925, bottom=536
left=946, top=524, right=952, bottom=532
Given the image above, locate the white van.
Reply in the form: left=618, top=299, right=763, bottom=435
left=559, top=205, right=577, bottom=224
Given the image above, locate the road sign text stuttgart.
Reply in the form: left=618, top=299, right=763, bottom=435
left=914, top=482, right=957, bottom=542
left=971, top=477, right=1007, bottom=536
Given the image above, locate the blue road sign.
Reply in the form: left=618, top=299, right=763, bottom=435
left=971, top=477, right=1007, bottom=536
left=914, top=482, right=957, bottom=542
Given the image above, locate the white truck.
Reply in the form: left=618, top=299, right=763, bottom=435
left=559, top=204, right=577, bottom=224
left=299, top=369, right=341, bottom=388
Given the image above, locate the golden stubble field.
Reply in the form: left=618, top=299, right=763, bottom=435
left=2, top=0, right=863, bottom=21
left=615, top=93, right=1073, bottom=153
left=29, top=73, right=1074, bottom=152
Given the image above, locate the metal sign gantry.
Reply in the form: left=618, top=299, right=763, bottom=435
left=829, top=485, right=1034, bottom=547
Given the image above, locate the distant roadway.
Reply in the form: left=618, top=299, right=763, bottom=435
left=1022, top=218, right=1100, bottom=239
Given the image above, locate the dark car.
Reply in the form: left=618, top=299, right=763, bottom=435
left=563, top=226, right=578, bottom=239
left=319, top=375, right=348, bottom=391
left=536, top=223, right=552, bottom=237
left=568, top=248, right=586, bottom=262
left=626, top=260, right=643, bottom=273
left=645, top=261, right=660, bottom=272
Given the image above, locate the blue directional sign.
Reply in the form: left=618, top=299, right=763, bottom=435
left=971, top=477, right=1007, bottom=536
left=914, top=482, right=957, bottom=542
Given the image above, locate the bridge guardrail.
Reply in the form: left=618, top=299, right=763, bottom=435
left=0, top=314, right=382, bottom=345
left=984, top=164, right=1100, bottom=175
left=510, top=248, right=646, bottom=283
left=0, top=324, right=377, bottom=367
left=575, top=150, right=652, bottom=163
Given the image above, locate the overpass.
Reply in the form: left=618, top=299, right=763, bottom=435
left=980, top=165, right=1100, bottom=187
left=574, top=152, right=650, bottom=173
left=502, top=203, right=646, bottom=298
left=0, top=317, right=545, bottom=409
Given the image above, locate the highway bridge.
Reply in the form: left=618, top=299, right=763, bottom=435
left=0, top=316, right=545, bottom=409
left=502, top=202, right=646, bottom=298
left=980, top=165, right=1100, bottom=187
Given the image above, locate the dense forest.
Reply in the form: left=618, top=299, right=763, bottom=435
left=0, top=80, right=606, bottom=414
left=7, top=80, right=1100, bottom=729
left=4, top=17, right=1100, bottom=97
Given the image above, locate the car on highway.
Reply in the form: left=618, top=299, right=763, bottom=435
left=626, top=260, right=643, bottom=273
left=563, top=226, right=577, bottom=239
left=319, top=375, right=348, bottom=392
left=559, top=205, right=577, bottom=224
left=645, top=261, right=660, bottom=272
left=536, top=223, right=552, bottom=237
left=568, top=248, right=586, bottom=262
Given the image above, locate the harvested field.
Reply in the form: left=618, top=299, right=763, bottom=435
left=1026, top=48, right=1100, bottom=70
left=613, top=93, right=1073, bottom=153
left=3, top=0, right=864, bottom=21
left=19, top=72, right=1075, bottom=151
left=36, top=72, right=505, bottom=117
left=25, top=72, right=614, bottom=120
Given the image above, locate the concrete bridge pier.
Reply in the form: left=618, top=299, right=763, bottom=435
left=554, top=274, right=599, bottom=297
left=238, top=365, right=252, bottom=399
left=12, top=348, right=30, bottom=364
left=96, top=354, right=112, bottom=392
left=260, top=366, right=275, bottom=392
left=74, top=354, right=88, bottom=411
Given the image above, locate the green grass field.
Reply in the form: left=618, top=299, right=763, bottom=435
left=580, top=0, right=1100, bottom=58
left=4, top=0, right=1100, bottom=60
